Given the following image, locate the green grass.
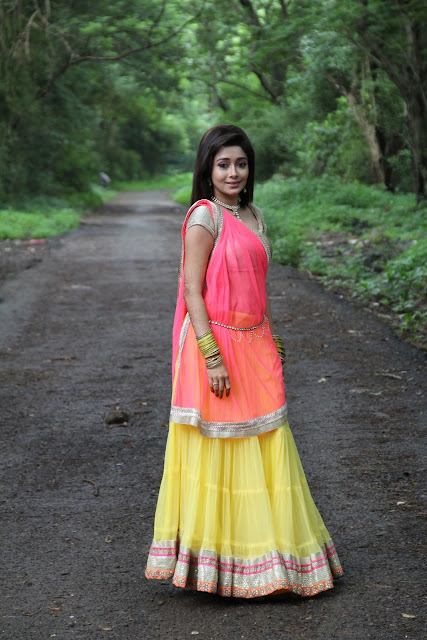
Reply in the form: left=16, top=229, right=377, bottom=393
left=0, top=207, right=80, bottom=240
left=0, top=184, right=116, bottom=241
left=117, top=173, right=192, bottom=206
left=255, top=176, right=427, bottom=346
left=172, top=184, right=192, bottom=206
left=117, top=173, right=193, bottom=193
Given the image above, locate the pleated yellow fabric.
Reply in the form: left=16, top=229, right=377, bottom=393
left=145, top=422, right=343, bottom=598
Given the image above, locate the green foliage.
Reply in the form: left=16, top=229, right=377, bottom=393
left=1, top=0, right=425, bottom=203
left=117, top=173, right=193, bottom=192
left=0, top=1, right=196, bottom=201
left=272, top=233, right=304, bottom=268
left=173, top=186, right=192, bottom=207
left=296, top=98, right=372, bottom=182
left=256, top=176, right=427, bottom=345
left=0, top=184, right=116, bottom=240
left=0, top=208, right=81, bottom=240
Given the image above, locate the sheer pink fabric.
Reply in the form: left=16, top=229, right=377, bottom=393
left=171, top=199, right=286, bottom=438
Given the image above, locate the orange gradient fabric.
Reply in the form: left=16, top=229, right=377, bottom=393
left=171, top=200, right=286, bottom=437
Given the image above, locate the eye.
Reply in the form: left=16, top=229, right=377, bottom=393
left=238, top=161, right=248, bottom=168
left=218, top=163, right=228, bottom=169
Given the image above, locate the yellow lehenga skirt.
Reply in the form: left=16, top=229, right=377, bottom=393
left=145, top=420, right=343, bottom=598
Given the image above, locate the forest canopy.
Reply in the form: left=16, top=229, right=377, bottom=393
left=0, top=0, right=426, bottom=201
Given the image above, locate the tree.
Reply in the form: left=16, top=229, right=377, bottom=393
left=332, top=0, right=426, bottom=198
left=0, top=0, right=199, bottom=197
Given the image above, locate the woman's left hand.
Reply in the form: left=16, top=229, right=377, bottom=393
left=208, top=361, right=231, bottom=399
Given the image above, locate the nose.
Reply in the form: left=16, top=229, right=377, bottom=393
left=229, top=164, right=238, bottom=177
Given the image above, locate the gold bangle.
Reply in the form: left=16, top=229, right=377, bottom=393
left=206, top=355, right=223, bottom=369
left=272, top=334, right=286, bottom=363
left=197, top=329, right=222, bottom=363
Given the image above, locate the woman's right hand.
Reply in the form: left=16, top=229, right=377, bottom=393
left=207, top=361, right=231, bottom=399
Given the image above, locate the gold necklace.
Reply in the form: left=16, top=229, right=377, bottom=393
left=211, top=196, right=241, bottom=220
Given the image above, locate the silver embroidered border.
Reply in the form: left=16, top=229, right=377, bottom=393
left=175, top=313, right=191, bottom=378
left=248, top=203, right=272, bottom=263
left=210, top=201, right=224, bottom=260
left=146, top=538, right=343, bottom=597
left=169, top=404, right=288, bottom=438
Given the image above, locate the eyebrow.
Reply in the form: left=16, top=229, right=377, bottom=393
left=216, top=156, right=248, bottom=162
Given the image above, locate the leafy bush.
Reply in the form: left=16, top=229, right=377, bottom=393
left=173, top=185, right=192, bottom=207
left=0, top=208, right=81, bottom=240
left=296, top=98, right=372, bottom=183
left=256, top=175, right=427, bottom=346
left=0, top=184, right=115, bottom=240
left=118, top=173, right=192, bottom=192
left=272, top=233, right=304, bottom=267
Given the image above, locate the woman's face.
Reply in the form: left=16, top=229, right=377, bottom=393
left=211, top=145, right=249, bottom=204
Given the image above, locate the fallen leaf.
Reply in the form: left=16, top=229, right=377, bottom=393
left=22, top=238, right=46, bottom=245
left=401, top=613, right=416, bottom=619
left=396, top=501, right=406, bottom=506
left=191, top=633, right=200, bottom=636
left=104, top=535, right=113, bottom=543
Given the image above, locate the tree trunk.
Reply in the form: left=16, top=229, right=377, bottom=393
left=407, top=100, right=426, bottom=201
left=345, top=91, right=385, bottom=184
left=325, top=72, right=386, bottom=185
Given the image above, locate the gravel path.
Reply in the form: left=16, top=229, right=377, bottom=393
left=0, top=191, right=425, bottom=639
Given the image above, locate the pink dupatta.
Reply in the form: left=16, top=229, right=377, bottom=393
left=170, top=199, right=287, bottom=438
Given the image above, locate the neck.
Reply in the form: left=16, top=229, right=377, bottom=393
left=212, top=195, right=239, bottom=206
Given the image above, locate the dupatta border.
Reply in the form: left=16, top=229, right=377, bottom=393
left=169, top=404, right=288, bottom=439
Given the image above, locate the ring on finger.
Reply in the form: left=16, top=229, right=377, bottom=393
left=213, top=382, right=219, bottom=387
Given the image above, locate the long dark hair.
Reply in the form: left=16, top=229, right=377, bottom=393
left=191, top=125, right=255, bottom=207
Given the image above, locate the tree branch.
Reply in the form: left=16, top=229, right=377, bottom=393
left=148, top=0, right=166, bottom=40
left=33, top=9, right=201, bottom=101
left=278, top=0, right=288, bottom=17
left=66, top=9, right=201, bottom=66
left=238, top=0, right=261, bottom=27
left=216, top=76, right=276, bottom=102
left=249, top=63, right=280, bottom=102
left=0, top=0, right=21, bottom=26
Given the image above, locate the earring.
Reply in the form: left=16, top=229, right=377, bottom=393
left=244, top=187, right=247, bottom=194
left=208, top=179, right=212, bottom=187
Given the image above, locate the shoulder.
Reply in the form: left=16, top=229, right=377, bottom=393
left=186, top=204, right=215, bottom=236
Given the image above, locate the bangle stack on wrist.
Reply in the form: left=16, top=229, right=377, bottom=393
left=197, top=329, right=223, bottom=369
left=272, top=334, right=286, bottom=364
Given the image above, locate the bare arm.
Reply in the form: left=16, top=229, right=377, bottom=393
left=183, top=225, right=231, bottom=398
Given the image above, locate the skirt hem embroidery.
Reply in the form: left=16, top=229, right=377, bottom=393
left=145, top=539, right=343, bottom=599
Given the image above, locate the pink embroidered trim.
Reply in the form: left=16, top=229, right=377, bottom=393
left=148, top=544, right=338, bottom=576
left=146, top=539, right=344, bottom=599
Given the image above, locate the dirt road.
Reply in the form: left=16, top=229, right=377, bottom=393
left=0, top=191, right=425, bottom=640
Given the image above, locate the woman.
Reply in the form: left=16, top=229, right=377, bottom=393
left=145, top=124, right=343, bottom=598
